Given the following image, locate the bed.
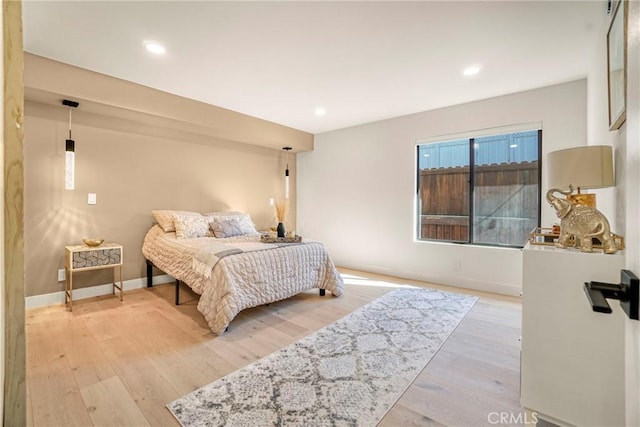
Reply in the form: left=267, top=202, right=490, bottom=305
left=142, top=210, right=344, bottom=334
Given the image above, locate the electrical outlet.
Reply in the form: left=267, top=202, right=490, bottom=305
left=88, top=193, right=97, bottom=205
left=57, top=269, right=65, bottom=282
left=453, top=259, right=462, bottom=271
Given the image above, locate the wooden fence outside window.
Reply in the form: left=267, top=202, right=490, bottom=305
left=419, top=161, right=539, bottom=245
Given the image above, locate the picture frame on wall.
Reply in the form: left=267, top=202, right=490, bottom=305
left=607, top=0, right=627, bottom=130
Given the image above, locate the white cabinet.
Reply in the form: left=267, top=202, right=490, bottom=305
left=521, top=243, right=625, bottom=426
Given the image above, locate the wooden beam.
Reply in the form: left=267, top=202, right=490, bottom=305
left=3, top=0, right=26, bottom=425
left=24, top=54, right=314, bottom=153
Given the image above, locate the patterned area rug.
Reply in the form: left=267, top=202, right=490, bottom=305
left=167, top=288, right=478, bottom=426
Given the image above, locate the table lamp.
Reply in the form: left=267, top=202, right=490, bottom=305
left=546, top=145, right=614, bottom=207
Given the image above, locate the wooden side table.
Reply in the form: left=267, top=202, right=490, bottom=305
left=64, top=243, right=123, bottom=311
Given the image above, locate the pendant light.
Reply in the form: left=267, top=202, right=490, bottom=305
left=62, top=99, right=79, bottom=190
left=283, top=146, right=292, bottom=199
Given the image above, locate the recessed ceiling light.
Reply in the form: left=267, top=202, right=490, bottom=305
left=314, top=107, right=326, bottom=116
left=144, top=40, right=166, bottom=55
left=463, top=65, right=481, bottom=76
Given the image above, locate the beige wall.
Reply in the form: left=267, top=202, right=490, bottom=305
left=24, top=100, right=299, bottom=298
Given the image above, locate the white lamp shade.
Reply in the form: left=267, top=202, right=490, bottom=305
left=546, top=145, right=614, bottom=190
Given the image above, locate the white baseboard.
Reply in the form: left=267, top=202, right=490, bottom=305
left=337, top=262, right=522, bottom=297
left=25, top=274, right=175, bottom=310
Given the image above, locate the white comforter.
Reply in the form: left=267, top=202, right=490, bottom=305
left=142, top=225, right=344, bottom=334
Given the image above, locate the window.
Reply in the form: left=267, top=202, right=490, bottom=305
left=416, top=128, right=541, bottom=247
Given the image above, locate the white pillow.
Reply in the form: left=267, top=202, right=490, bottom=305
left=204, top=211, right=242, bottom=222
left=152, top=210, right=199, bottom=233
left=173, top=213, right=210, bottom=238
left=234, top=214, right=258, bottom=234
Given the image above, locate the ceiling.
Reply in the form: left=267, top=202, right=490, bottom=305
left=22, top=1, right=603, bottom=135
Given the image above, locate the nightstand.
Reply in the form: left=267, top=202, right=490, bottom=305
left=64, top=243, right=123, bottom=311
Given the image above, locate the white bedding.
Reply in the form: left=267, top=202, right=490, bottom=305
left=142, top=225, right=344, bottom=334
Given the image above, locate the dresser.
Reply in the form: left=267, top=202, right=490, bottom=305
left=64, top=243, right=123, bottom=311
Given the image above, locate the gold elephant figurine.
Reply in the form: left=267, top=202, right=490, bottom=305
left=546, top=186, right=618, bottom=254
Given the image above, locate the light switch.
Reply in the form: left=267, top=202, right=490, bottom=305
left=88, top=193, right=97, bottom=205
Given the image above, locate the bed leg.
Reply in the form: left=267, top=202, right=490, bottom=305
left=175, top=280, right=180, bottom=305
left=319, top=289, right=326, bottom=296
left=146, top=259, right=153, bottom=287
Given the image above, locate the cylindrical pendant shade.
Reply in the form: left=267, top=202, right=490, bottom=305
left=65, top=138, right=75, bottom=190
left=546, top=145, right=614, bottom=190
left=283, top=146, right=292, bottom=199
left=285, top=168, right=290, bottom=199
left=63, top=100, right=79, bottom=190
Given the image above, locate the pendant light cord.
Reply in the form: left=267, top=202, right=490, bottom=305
left=68, top=107, right=73, bottom=139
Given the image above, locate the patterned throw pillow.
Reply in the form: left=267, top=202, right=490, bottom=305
left=173, top=213, right=210, bottom=238
left=211, top=218, right=246, bottom=238
left=152, top=210, right=200, bottom=233
left=234, top=214, right=258, bottom=235
left=206, top=212, right=258, bottom=235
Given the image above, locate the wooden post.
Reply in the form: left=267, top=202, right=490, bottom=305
left=3, top=0, right=26, bottom=425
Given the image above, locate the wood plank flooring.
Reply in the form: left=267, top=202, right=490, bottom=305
left=26, top=268, right=522, bottom=426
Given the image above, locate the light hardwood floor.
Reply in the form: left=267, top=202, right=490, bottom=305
left=26, top=268, right=522, bottom=426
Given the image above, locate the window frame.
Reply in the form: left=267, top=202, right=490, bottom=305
left=415, top=124, right=542, bottom=248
